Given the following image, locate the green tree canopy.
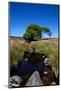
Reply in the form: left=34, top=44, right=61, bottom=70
left=23, top=24, right=52, bottom=42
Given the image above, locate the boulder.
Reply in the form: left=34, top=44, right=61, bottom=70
left=50, top=82, right=56, bottom=85
left=26, top=71, right=43, bottom=86
left=9, top=75, right=22, bottom=88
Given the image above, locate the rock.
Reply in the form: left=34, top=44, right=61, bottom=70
left=44, top=57, right=49, bottom=65
left=26, top=71, right=43, bottom=86
left=9, top=75, right=22, bottom=88
left=10, top=64, right=17, bottom=77
left=50, top=82, right=56, bottom=85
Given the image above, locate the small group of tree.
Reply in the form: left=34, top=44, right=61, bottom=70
left=23, top=24, right=52, bottom=43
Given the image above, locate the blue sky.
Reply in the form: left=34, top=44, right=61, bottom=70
left=9, top=2, right=59, bottom=38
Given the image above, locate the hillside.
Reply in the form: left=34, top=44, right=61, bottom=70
left=10, top=37, right=59, bottom=74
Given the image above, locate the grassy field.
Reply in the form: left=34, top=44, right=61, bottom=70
left=10, top=37, right=59, bottom=73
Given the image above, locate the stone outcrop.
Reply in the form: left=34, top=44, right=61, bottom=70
left=26, top=71, right=43, bottom=86
left=9, top=75, right=22, bottom=88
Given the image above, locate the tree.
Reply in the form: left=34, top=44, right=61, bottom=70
left=40, top=27, right=52, bottom=38
left=23, top=24, right=52, bottom=42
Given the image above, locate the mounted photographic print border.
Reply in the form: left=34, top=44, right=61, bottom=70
left=8, top=1, right=60, bottom=88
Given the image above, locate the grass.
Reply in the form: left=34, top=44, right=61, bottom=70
left=10, top=38, right=59, bottom=72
